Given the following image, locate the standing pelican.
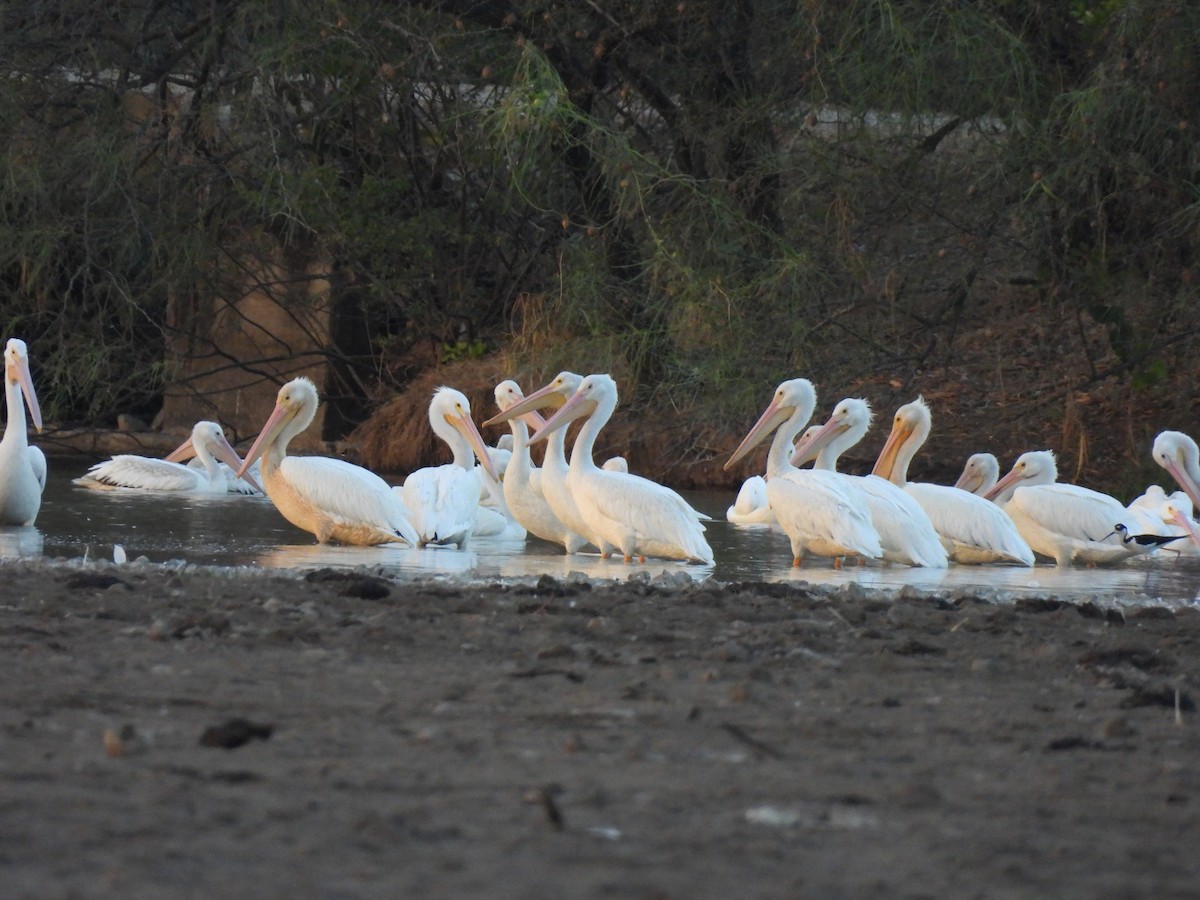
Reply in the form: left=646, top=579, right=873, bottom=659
left=725, top=379, right=882, bottom=568
left=400, top=387, right=500, bottom=548
left=872, top=398, right=1033, bottom=566
left=74, top=421, right=257, bottom=494
left=237, top=377, right=420, bottom=546
left=490, top=380, right=579, bottom=549
left=984, top=450, right=1144, bottom=566
left=1152, top=431, right=1200, bottom=514
left=789, top=398, right=947, bottom=568
left=526, top=374, right=713, bottom=563
left=484, top=371, right=607, bottom=555
left=953, top=452, right=1000, bottom=496
left=0, top=338, right=45, bottom=526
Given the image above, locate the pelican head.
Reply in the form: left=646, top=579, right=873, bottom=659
left=238, top=377, right=319, bottom=476
left=985, top=450, right=1058, bottom=503
left=483, top=371, right=583, bottom=427
left=789, top=397, right=871, bottom=468
left=430, top=386, right=499, bottom=481
left=527, top=373, right=617, bottom=445
left=493, top=380, right=546, bottom=430
left=5, top=338, right=42, bottom=432
left=1152, top=431, right=1200, bottom=514
left=954, top=452, right=1000, bottom=495
left=870, top=397, right=932, bottom=484
left=725, top=378, right=818, bottom=470
left=165, top=421, right=260, bottom=491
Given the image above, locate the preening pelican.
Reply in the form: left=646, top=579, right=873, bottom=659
left=484, top=371, right=604, bottom=555
left=789, top=398, right=947, bottom=568
left=1152, top=431, right=1200, bottom=514
left=984, top=450, right=1141, bottom=566
left=75, top=421, right=256, bottom=494
left=726, top=474, right=775, bottom=525
left=725, top=379, right=882, bottom=568
left=490, top=380, right=578, bottom=548
left=872, top=398, right=1033, bottom=566
left=400, top=387, right=500, bottom=548
left=238, top=377, right=420, bottom=546
left=0, top=338, right=45, bottom=526
left=953, top=452, right=1000, bottom=496
left=527, top=374, right=713, bottom=564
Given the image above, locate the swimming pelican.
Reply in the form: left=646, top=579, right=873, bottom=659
left=725, top=379, right=882, bottom=567
left=872, top=398, right=1033, bottom=566
left=400, top=387, right=500, bottom=548
left=1152, top=431, right=1200, bottom=515
left=490, top=380, right=579, bottom=548
left=74, top=421, right=256, bottom=494
left=789, top=398, right=947, bottom=568
left=983, top=450, right=1143, bottom=566
left=484, top=371, right=606, bottom=555
left=237, top=377, right=420, bottom=546
left=0, top=338, right=45, bottom=526
left=526, top=374, right=713, bottom=563
left=953, top=452, right=1000, bottom=496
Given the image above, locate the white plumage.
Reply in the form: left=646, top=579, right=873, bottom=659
left=75, top=421, right=254, bottom=494
left=872, top=397, right=1034, bottom=566
left=726, top=379, right=882, bottom=568
left=0, top=338, right=46, bottom=526
left=400, top=387, right=500, bottom=548
left=953, top=452, right=1000, bottom=496
left=985, top=450, right=1145, bottom=566
left=238, top=377, right=420, bottom=546
left=790, top=398, right=947, bottom=568
left=484, top=371, right=604, bottom=554
left=528, top=374, right=713, bottom=564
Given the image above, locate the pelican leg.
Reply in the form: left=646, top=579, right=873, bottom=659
left=833, top=557, right=843, bottom=570
left=792, top=556, right=802, bottom=567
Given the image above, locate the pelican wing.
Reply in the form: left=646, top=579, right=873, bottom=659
left=906, top=482, right=1034, bottom=565
left=1008, top=484, right=1135, bottom=543
left=280, top=456, right=419, bottom=544
left=402, top=463, right=482, bottom=544
left=857, top=474, right=948, bottom=567
left=580, top=469, right=713, bottom=563
left=727, top=475, right=775, bottom=525
left=771, top=470, right=883, bottom=558
left=75, top=456, right=204, bottom=492
left=27, top=446, right=47, bottom=492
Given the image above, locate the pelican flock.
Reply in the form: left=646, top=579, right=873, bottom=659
left=7, top=325, right=1200, bottom=572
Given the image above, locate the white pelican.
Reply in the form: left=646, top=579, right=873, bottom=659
left=74, top=421, right=256, bottom=494
left=725, top=379, right=882, bottom=568
left=237, top=377, right=420, bottom=546
left=400, top=387, right=500, bottom=548
left=484, top=371, right=606, bottom=555
left=0, top=338, right=45, bottom=526
left=1152, top=431, right=1200, bottom=514
left=490, top=380, right=579, bottom=548
left=527, top=374, right=713, bottom=564
left=726, top=474, right=774, bottom=525
left=789, top=398, right=947, bottom=568
left=953, top=452, right=1000, bottom=496
left=872, top=398, right=1034, bottom=566
left=983, top=450, right=1142, bottom=566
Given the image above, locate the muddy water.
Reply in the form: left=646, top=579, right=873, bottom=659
left=3, top=458, right=1199, bottom=606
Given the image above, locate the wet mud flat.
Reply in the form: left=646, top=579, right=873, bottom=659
left=2, top=560, right=1199, bottom=899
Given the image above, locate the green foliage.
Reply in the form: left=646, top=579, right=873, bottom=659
left=0, top=0, right=1196, bottom=431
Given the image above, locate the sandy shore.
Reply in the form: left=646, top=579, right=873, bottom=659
left=2, top=559, right=1198, bottom=898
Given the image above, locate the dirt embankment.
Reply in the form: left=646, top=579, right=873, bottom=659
left=3, top=561, right=1198, bottom=898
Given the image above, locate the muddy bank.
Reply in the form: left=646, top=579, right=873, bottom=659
left=3, top=561, right=1198, bottom=898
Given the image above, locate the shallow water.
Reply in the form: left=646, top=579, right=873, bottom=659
left=3, top=458, right=1200, bottom=606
